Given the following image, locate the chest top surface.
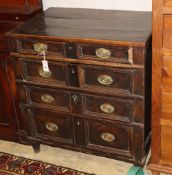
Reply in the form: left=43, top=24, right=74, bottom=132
left=7, top=8, right=152, bottom=46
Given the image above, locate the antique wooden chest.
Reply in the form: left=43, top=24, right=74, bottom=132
left=7, top=8, right=152, bottom=166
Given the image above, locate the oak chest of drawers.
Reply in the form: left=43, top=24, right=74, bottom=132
left=7, top=8, right=152, bottom=166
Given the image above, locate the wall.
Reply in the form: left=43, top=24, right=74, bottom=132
left=42, top=0, right=152, bottom=11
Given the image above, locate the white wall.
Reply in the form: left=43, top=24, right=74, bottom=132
left=42, top=0, right=152, bottom=11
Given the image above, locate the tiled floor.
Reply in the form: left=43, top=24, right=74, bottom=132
left=0, top=140, right=165, bottom=175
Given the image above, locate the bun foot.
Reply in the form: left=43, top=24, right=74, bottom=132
left=32, top=143, right=40, bottom=153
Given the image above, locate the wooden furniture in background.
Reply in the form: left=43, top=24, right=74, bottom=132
left=7, top=8, right=152, bottom=166
left=148, top=0, right=172, bottom=174
left=0, top=0, right=42, bottom=142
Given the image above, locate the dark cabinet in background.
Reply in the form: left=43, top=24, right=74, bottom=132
left=0, top=0, right=42, bottom=142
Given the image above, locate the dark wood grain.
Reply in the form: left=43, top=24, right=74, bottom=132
left=7, top=8, right=152, bottom=46
left=0, top=0, right=42, bottom=21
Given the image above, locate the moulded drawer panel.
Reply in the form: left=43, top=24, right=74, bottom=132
left=86, top=120, right=133, bottom=158
left=78, top=44, right=132, bottom=64
left=20, top=58, right=69, bottom=86
left=26, top=109, right=74, bottom=144
left=17, top=39, right=65, bottom=57
left=82, top=95, right=132, bottom=122
left=78, top=65, right=144, bottom=96
left=23, top=85, right=70, bottom=113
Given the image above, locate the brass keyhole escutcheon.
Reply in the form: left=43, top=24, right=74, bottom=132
left=45, top=122, right=58, bottom=132
left=71, top=95, right=79, bottom=104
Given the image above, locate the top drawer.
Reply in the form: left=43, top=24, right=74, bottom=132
left=78, top=44, right=133, bottom=64
left=15, top=39, right=145, bottom=65
left=16, top=39, right=65, bottom=57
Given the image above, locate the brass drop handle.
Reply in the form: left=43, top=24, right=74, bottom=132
left=38, top=68, right=52, bottom=78
left=71, top=95, right=79, bottom=104
left=96, top=48, right=111, bottom=59
left=98, top=75, right=114, bottom=86
left=41, top=94, right=55, bottom=104
left=101, top=132, right=116, bottom=142
left=45, top=122, right=58, bottom=132
left=34, top=42, right=48, bottom=53
left=100, top=103, right=115, bottom=114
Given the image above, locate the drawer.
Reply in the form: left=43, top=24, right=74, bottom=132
left=17, top=39, right=65, bottom=57
left=22, top=108, right=74, bottom=144
left=86, top=120, right=133, bottom=158
left=82, top=95, right=133, bottom=122
left=19, top=85, right=70, bottom=113
left=78, top=65, right=144, bottom=96
left=78, top=44, right=133, bottom=64
left=20, top=58, right=69, bottom=86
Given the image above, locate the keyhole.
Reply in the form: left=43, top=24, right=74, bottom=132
left=71, top=68, right=75, bottom=74
left=72, top=95, right=79, bottom=104
left=77, top=121, right=80, bottom=126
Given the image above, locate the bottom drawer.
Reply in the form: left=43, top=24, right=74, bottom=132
left=21, top=108, right=74, bottom=144
left=20, top=108, right=143, bottom=162
left=85, top=120, right=133, bottom=158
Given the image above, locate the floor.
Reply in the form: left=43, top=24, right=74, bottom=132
left=0, top=140, right=167, bottom=175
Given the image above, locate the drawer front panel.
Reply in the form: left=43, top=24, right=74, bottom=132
left=82, top=95, right=132, bottom=122
left=78, top=44, right=133, bottom=64
left=86, top=120, right=133, bottom=157
left=25, top=86, right=70, bottom=112
left=79, top=65, right=131, bottom=94
left=20, top=59, right=68, bottom=86
left=29, top=109, right=74, bottom=144
left=17, top=39, right=65, bottom=57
